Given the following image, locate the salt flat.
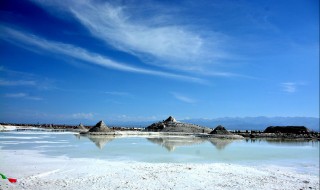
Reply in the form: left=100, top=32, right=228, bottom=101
left=1, top=148, right=319, bottom=190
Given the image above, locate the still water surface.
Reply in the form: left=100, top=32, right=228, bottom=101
left=0, top=131, right=319, bottom=174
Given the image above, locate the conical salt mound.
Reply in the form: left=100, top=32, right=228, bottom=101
left=0, top=124, right=5, bottom=131
left=48, top=124, right=54, bottom=129
left=88, top=120, right=112, bottom=132
left=210, top=125, right=230, bottom=134
left=77, top=123, right=87, bottom=130
left=165, top=116, right=177, bottom=123
left=145, top=116, right=212, bottom=133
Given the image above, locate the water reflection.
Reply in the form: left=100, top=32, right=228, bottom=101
left=74, top=134, right=81, bottom=140
left=245, top=138, right=319, bottom=146
left=75, top=134, right=116, bottom=149
left=78, top=134, right=319, bottom=152
left=147, top=136, right=207, bottom=151
left=87, top=136, right=115, bottom=149
left=265, top=139, right=319, bottom=146
left=79, top=135, right=239, bottom=151
left=207, top=138, right=234, bottom=150
left=147, top=137, right=240, bottom=151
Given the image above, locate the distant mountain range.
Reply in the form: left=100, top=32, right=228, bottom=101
left=110, top=117, right=319, bottom=131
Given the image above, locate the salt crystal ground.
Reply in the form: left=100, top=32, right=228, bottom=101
left=1, top=149, right=319, bottom=190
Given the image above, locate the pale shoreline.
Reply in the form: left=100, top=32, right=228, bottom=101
left=1, top=148, right=319, bottom=190
left=0, top=125, right=245, bottom=139
left=1, top=124, right=319, bottom=140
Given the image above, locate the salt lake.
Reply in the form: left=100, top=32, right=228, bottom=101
left=0, top=131, right=318, bottom=176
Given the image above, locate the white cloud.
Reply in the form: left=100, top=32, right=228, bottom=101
left=0, top=79, right=36, bottom=86
left=281, top=83, right=296, bottom=93
left=113, top=114, right=159, bottom=122
left=171, top=92, right=196, bottom=103
left=32, top=0, right=233, bottom=74
left=0, top=67, right=57, bottom=90
left=4, top=93, right=42, bottom=100
left=0, top=66, right=35, bottom=77
left=104, top=91, right=131, bottom=96
left=6, top=111, right=96, bottom=121
left=281, top=82, right=305, bottom=93
left=4, top=93, right=27, bottom=98
left=71, top=113, right=94, bottom=120
left=1, top=26, right=205, bottom=83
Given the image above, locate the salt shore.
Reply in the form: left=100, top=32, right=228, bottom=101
left=1, top=149, right=318, bottom=190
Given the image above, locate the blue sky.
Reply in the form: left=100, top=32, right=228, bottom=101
left=0, top=0, right=319, bottom=124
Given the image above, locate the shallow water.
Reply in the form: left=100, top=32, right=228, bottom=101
left=0, top=131, right=319, bottom=175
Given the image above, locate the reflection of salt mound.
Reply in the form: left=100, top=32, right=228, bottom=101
left=87, top=136, right=115, bottom=149
left=74, top=134, right=81, bottom=139
left=208, top=138, right=233, bottom=150
left=147, top=137, right=206, bottom=152
left=88, top=120, right=112, bottom=132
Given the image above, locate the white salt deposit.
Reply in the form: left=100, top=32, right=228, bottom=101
left=0, top=136, right=42, bottom=139
left=0, top=149, right=318, bottom=190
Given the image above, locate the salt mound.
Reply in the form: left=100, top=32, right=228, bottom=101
left=146, top=116, right=211, bottom=133
left=0, top=124, right=5, bottom=131
left=76, top=123, right=88, bottom=131
left=88, top=121, right=112, bottom=132
left=210, top=125, right=230, bottom=135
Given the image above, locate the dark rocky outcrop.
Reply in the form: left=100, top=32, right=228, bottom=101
left=88, top=120, right=112, bottom=133
left=264, top=126, right=310, bottom=134
left=210, top=125, right=230, bottom=135
left=145, top=116, right=212, bottom=133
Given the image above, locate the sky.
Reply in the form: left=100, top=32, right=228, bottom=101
left=0, top=0, right=319, bottom=124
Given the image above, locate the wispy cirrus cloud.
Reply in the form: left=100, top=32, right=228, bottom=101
left=0, top=66, right=57, bottom=90
left=105, top=114, right=160, bottom=122
left=171, top=92, right=197, bottom=104
left=4, top=93, right=43, bottom=100
left=0, top=26, right=205, bottom=83
left=281, top=82, right=305, bottom=93
left=0, top=79, right=36, bottom=86
left=104, top=91, right=131, bottom=97
left=4, top=93, right=27, bottom=98
left=281, top=83, right=296, bottom=93
left=32, top=0, right=235, bottom=75
left=0, top=66, right=35, bottom=77
left=71, top=113, right=94, bottom=120
left=4, top=111, right=96, bottom=121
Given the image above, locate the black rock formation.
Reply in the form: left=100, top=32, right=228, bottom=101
left=264, top=126, right=309, bottom=134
